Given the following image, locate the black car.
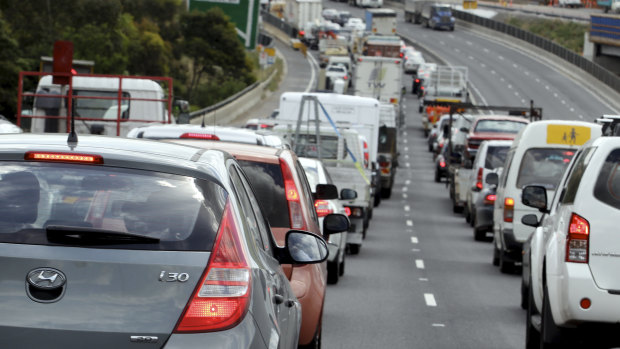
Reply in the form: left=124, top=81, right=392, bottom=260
left=473, top=171, right=499, bottom=241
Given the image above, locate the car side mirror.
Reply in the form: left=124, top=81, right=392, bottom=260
left=522, top=185, right=548, bottom=212
left=283, top=230, right=329, bottom=264
left=315, top=184, right=338, bottom=200
left=463, top=158, right=473, bottom=169
left=521, top=214, right=540, bottom=228
left=460, top=127, right=469, bottom=133
left=323, top=213, right=350, bottom=235
left=485, top=172, right=498, bottom=186
left=340, top=188, right=357, bottom=200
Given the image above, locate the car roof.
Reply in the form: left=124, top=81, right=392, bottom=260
left=472, top=115, right=530, bottom=123
left=165, top=139, right=286, bottom=164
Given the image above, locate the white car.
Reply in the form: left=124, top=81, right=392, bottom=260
left=522, top=130, right=620, bottom=348
left=325, top=64, right=349, bottom=90
left=344, top=17, right=365, bottom=31
left=403, top=49, right=425, bottom=74
left=299, top=157, right=352, bottom=285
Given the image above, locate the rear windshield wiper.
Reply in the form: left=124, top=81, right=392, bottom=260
left=46, top=225, right=160, bottom=245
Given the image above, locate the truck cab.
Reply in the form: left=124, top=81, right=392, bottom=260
left=421, top=3, right=455, bottom=31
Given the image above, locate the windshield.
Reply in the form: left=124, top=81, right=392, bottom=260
left=474, top=120, right=527, bottom=134
left=73, top=90, right=130, bottom=119
left=0, top=162, right=226, bottom=250
left=485, top=146, right=510, bottom=169
left=516, top=148, right=575, bottom=189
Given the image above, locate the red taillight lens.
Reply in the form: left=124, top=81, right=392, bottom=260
left=363, top=141, right=369, bottom=168
left=280, top=159, right=305, bottom=229
left=180, top=133, right=220, bottom=140
left=344, top=207, right=351, bottom=216
left=343, top=76, right=348, bottom=80
left=476, top=167, right=484, bottom=190
left=484, top=194, right=496, bottom=205
left=25, top=151, right=103, bottom=164
left=439, top=160, right=446, bottom=168
left=314, top=200, right=333, bottom=217
left=175, top=201, right=250, bottom=333
left=566, top=213, right=589, bottom=263
left=503, top=197, right=514, bottom=222
left=415, top=79, right=420, bottom=83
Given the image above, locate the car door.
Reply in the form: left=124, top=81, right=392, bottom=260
left=229, top=164, right=300, bottom=348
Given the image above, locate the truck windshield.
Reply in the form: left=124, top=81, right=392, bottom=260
left=72, top=90, right=130, bottom=119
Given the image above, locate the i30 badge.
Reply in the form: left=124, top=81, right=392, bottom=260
left=26, top=268, right=67, bottom=303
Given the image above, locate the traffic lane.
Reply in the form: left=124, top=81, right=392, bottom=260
left=323, top=97, right=525, bottom=348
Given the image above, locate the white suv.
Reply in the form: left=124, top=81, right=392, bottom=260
left=522, top=133, right=620, bottom=348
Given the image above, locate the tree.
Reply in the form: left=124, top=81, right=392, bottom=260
left=0, top=16, right=27, bottom=120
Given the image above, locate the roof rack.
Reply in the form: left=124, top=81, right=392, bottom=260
left=423, top=100, right=542, bottom=122
left=595, top=114, right=620, bottom=136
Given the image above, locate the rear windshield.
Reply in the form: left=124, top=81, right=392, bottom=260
left=0, top=162, right=226, bottom=250
left=474, top=120, right=527, bottom=134
left=485, top=146, right=509, bottom=169
left=516, top=148, right=575, bottom=189
left=237, top=160, right=290, bottom=228
left=594, top=148, right=620, bottom=210
left=292, top=134, right=345, bottom=160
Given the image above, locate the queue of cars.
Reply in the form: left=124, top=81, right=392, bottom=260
left=426, top=108, right=618, bottom=348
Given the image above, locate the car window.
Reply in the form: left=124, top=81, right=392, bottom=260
left=0, top=162, right=226, bottom=251
left=296, top=161, right=320, bottom=225
left=237, top=160, right=290, bottom=228
left=485, top=146, right=510, bottom=169
left=560, top=147, right=594, bottom=205
left=516, top=148, right=575, bottom=190
left=594, top=148, right=620, bottom=210
left=474, top=120, right=527, bottom=134
left=293, top=134, right=345, bottom=160
left=500, top=150, right=514, bottom=188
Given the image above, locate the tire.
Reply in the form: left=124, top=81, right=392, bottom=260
left=428, top=142, right=433, bottom=152
left=464, top=205, right=471, bottom=223
left=521, top=280, right=528, bottom=310
left=473, top=227, right=485, bottom=241
left=339, top=256, right=345, bottom=276
left=380, top=186, right=392, bottom=198
left=373, top=192, right=381, bottom=207
left=349, top=243, right=360, bottom=255
left=434, top=169, right=441, bottom=183
left=492, top=243, right=500, bottom=266
left=540, top=284, right=563, bottom=348
left=327, top=261, right=339, bottom=285
left=452, top=201, right=463, bottom=214
left=469, top=211, right=475, bottom=227
left=499, top=248, right=514, bottom=274
left=525, top=278, right=541, bottom=349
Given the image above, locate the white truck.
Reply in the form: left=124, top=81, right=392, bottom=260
left=285, top=0, right=322, bottom=34
left=18, top=73, right=174, bottom=137
left=365, top=8, right=397, bottom=35
left=404, top=0, right=433, bottom=24
left=353, top=55, right=403, bottom=122
left=276, top=92, right=382, bottom=252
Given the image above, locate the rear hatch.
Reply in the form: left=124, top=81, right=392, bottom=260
left=0, top=161, right=226, bottom=348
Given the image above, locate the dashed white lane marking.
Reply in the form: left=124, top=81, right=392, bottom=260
left=415, top=259, right=425, bottom=269
left=419, top=278, right=428, bottom=281
left=468, top=56, right=474, bottom=60
left=491, top=70, right=496, bottom=74
left=536, top=78, right=541, bottom=83
left=406, top=163, right=411, bottom=168
left=500, top=77, right=505, bottom=82
left=425, top=293, right=437, bottom=307
left=403, top=187, right=408, bottom=192
left=403, top=131, right=408, bottom=136
left=403, top=193, right=408, bottom=199
left=498, top=55, right=504, bottom=60
left=432, top=324, right=446, bottom=328
left=412, top=248, right=420, bottom=252
left=570, top=107, right=575, bottom=112
left=561, top=100, right=566, bottom=104
left=480, top=63, right=486, bottom=68
left=545, top=86, right=550, bottom=90
left=514, top=92, right=519, bottom=97
left=579, top=115, right=584, bottom=119
left=524, top=71, right=530, bottom=76
left=440, top=41, right=445, bottom=45
left=411, top=237, right=418, bottom=244
left=454, top=48, right=460, bottom=53
left=404, top=146, right=409, bottom=151
left=405, top=154, right=410, bottom=159
left=513, top=63, right=518, bottom=68
left=466, top=41, right=473, bottom=45
left=507, top=84, right=512, bottom=89
left=483, top=48, right=489, bottom=53
left=403, top=139, right=408, bottom=144
left=405, top=179, right=411, bottom=185
left=553, top=93, right=558, bottom=97
left=521, top=99, right=526, bottom=104
left=406, top=220, right=413, bottom=227
left=404, top=205, right=410, bottom=212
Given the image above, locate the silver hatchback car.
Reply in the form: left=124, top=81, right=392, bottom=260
left=0, top=134, right=345, bottom=349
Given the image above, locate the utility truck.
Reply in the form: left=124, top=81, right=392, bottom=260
left=17, top=72, right=174, bottom=137
left=421, top=65, right=468, bottom=136
left=365, top=8, right=397, bottom=35
left=276, top=92, right=382, bottom=252
left=354, top=55, right=403, bottom=122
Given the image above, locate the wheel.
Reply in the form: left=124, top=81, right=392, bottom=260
left=499, top=248, right=514, bottom=274
left=452, top=201, right=463, bottom=214
left=525, top=277, right=541, bottom=349
left=435, top=169, right=441, bottom=183
left=327, top=261, right=339, bottom=285
left=339, top=255, right=345, bottom=276
left=349, top=243, right=360, bottom=255
left=464, top=205, right=471, bottom=223
left=473, top=227, right=486, bottom=241
left=428, top=142, right=433, bottom=152
left=521, top=280, right=528, bottom=310
left=380, top=186, right=392, bottom=198
left=373, top=192, right=381, bottom=207
left=419, top=105, right=424, bottom=113
left=492, top=243, right=500, bottom=266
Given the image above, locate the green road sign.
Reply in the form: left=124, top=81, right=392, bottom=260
left=189, top=0, right=260, bottom=49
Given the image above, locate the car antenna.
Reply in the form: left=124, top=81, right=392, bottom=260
left=67, top=83, right=78, bottom=147
left=201, top=114, right=205, bottom=128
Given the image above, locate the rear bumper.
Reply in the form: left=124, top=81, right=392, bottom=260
left=500, top=228, right=523, bottom=263
left=474, top=205, right=494, bottom=232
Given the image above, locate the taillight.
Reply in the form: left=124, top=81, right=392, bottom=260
left=343, top=76, right=348, bottom=80
left=415, top=79, right=420, bottom=83
left=344, top=207, right=352, bottom=216
left=345, top=206, right=363, bottom=218
left=566, top=213, right=589, bottom=263
left=484, top=194, right=496, bottom=205
left=180, top=133, right=220, bottom=140
left=314, top=200, right=333, bottom=217
left=439, top=160, right=446, bottom=168
left=503, top=197, right=514, bottom=222
left=175, top=201, right=250, bottom=333
left=363, top=141, right=369, bottom=168
left=476, top=167, right=484, bottom=190
left=25, top=151, right=103, bottom=164
left=280, top=159, right=305, bottom=230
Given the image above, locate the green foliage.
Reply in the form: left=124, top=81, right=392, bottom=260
left=0, top=0, right=256, bottom=120
left=506, top=16, right=587, bottom=53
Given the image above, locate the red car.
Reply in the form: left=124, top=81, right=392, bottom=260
left=465, top=115, right=529, bottom=160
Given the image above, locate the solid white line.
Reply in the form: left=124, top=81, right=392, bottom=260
left=406, top=220, right=413, bottom=227
left=404, top=205, right=410, bottom=212
left=424, top=293, right=437, bottom=307
left=415, top=259, right=425, bottom=269
left=411, top=237, right=418, bottom=244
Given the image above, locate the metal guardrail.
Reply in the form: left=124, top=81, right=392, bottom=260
left=453, top=9, right=620, bottom=93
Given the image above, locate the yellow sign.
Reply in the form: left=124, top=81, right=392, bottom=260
left=463, top=0, right=478, bottom=9
left=546, top=125, right=592, bottom=146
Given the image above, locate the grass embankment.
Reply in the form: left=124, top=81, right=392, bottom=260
left=504, top=16, right=588, bottom=53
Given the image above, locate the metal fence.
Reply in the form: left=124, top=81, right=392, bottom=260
left=453, top=9, right=620, bottom=93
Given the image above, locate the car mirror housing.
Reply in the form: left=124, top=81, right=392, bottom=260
left=340, top=188, right=357, bottom=200
left=521, top=214, right=540, bottom=227
left=281, top=230, right=329, bottom=264
left=315, top=184, right=338, bottom=200
left=323, top=213, right=350, bottom=235
left=522, top=185, right=548, bottom=211
left=485, top=172, right=499, bottom=186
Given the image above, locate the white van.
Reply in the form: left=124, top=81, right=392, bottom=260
left=492, top=120, right=602, bottom=273
left=28, top=75, right=172, bottom=137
